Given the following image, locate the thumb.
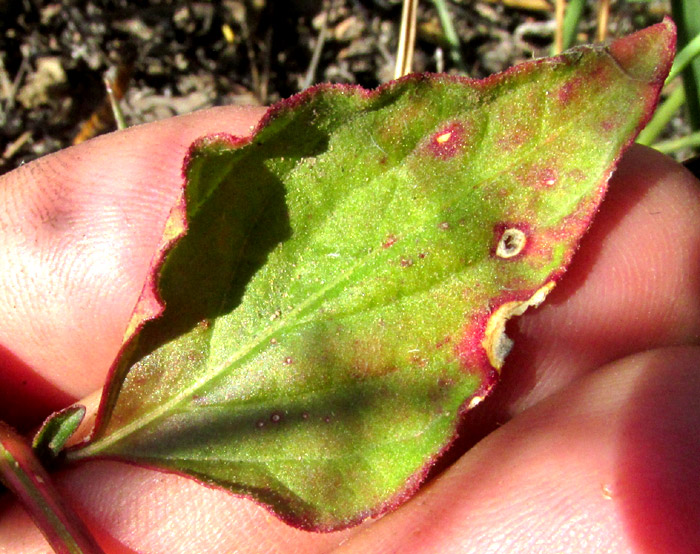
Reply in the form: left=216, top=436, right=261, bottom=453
left=0, top=107, right=265, bottom=429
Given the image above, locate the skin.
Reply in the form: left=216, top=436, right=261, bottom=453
left=0, top=106, right=699, bottom=553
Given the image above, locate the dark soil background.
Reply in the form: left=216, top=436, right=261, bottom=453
left=0, top=0, right=672, bottom=176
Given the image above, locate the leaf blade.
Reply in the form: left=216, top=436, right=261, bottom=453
left=67, top=20, right=675, bottom=530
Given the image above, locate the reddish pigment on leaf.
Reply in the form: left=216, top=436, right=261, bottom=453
left=520, top=163, right=559, bottom=189
left=426, top=122, right=468, bottom=158
left=556, top=79, right=579, bottom=105
left=496, top=124, right=531, bottom=152
left=600, top=115, right=623, bottom=134
left=382, top=234, right=398, bottom=248
left=435, top=336, right=451, bottom=349
left=607, top=21, right=676, bottom=83
left=453, top=310, right=497, bottom=392
left=567, top=168, right=587, bottom=183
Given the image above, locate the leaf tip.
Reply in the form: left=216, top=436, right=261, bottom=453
left=606, top=17, right=676, bottom=85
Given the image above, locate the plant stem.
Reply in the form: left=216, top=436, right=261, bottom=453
left=596, top=0, right=610, bottom=42
left=0, top=421, right=105, bottom=554
left=636, top=85, right=685, bottom=146
left=104, top=75, right=127, bottom=131
left=395, top=0, right=418, bottom=79
left=431, top=0, right=466, bottom=72
left=652, top=130, right=700, bottom=154
left=553, top=0, right=586, bottom=55
left=553, top=0, right=564, bottom=54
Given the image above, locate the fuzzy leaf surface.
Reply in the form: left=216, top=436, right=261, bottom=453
left=65, top=21, right=674, bottom=530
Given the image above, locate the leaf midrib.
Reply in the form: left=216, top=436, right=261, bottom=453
left=77, top=51, right=638, bottom=459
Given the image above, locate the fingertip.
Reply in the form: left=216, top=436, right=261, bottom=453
left=616, top=346, right=700, bottom=554
left=0, top=106, right=267, bottom=423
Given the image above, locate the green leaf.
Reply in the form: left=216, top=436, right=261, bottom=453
left=65, top=21, right=674, bottom=530
left=32, top=406, right=85, bottom=467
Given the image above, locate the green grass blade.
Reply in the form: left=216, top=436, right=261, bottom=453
left=652, top=129, right=700, bottom=154
left=0, top=421, right=105, bottom=554
left=553, top=0, right=586, bottom=55
left=431, top=0, right=466, bottom=72
left=666, top=30, right=700, bottom=84
left=637, top=85, right=685, bottom=146
left=671, top=0, right=700, bottom=136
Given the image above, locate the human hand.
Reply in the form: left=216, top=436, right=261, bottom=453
left=0, top=106, right=699, bottom=553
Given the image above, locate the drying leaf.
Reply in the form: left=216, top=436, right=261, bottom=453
left=61, top=21, right=674, bottom=530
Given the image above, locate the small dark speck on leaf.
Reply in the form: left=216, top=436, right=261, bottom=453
left=383, top=234, right=397, bottom=248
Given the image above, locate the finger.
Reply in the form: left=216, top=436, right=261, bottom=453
left=0, top=107, right=266, bottom=427
left=0, top=464, right=360, bottom=554
left=5, top=346, right=696, bottom=553
left=333, top=346, right=700, bottom=554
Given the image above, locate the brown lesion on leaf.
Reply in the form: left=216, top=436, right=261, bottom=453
left=197, top=318, right=211, bottom=330
left=382, top=234, right=397, bottom=248
left=482, top=282, right=555, bottom=370
left=435, top=336, right=451, bottom=349
left=495, top=227, right=527, bottom=259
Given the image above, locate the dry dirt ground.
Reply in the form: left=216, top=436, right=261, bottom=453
left=0, top=0, right=671, bottom=175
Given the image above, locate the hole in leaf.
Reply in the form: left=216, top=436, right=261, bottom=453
left=496, top=228, right=527, bottom=258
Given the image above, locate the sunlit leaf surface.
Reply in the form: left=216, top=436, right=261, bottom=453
left=64, top=21, right=674, bottom=530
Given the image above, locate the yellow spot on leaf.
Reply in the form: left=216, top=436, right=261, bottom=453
left=435, top=131, right=452, bottom=144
